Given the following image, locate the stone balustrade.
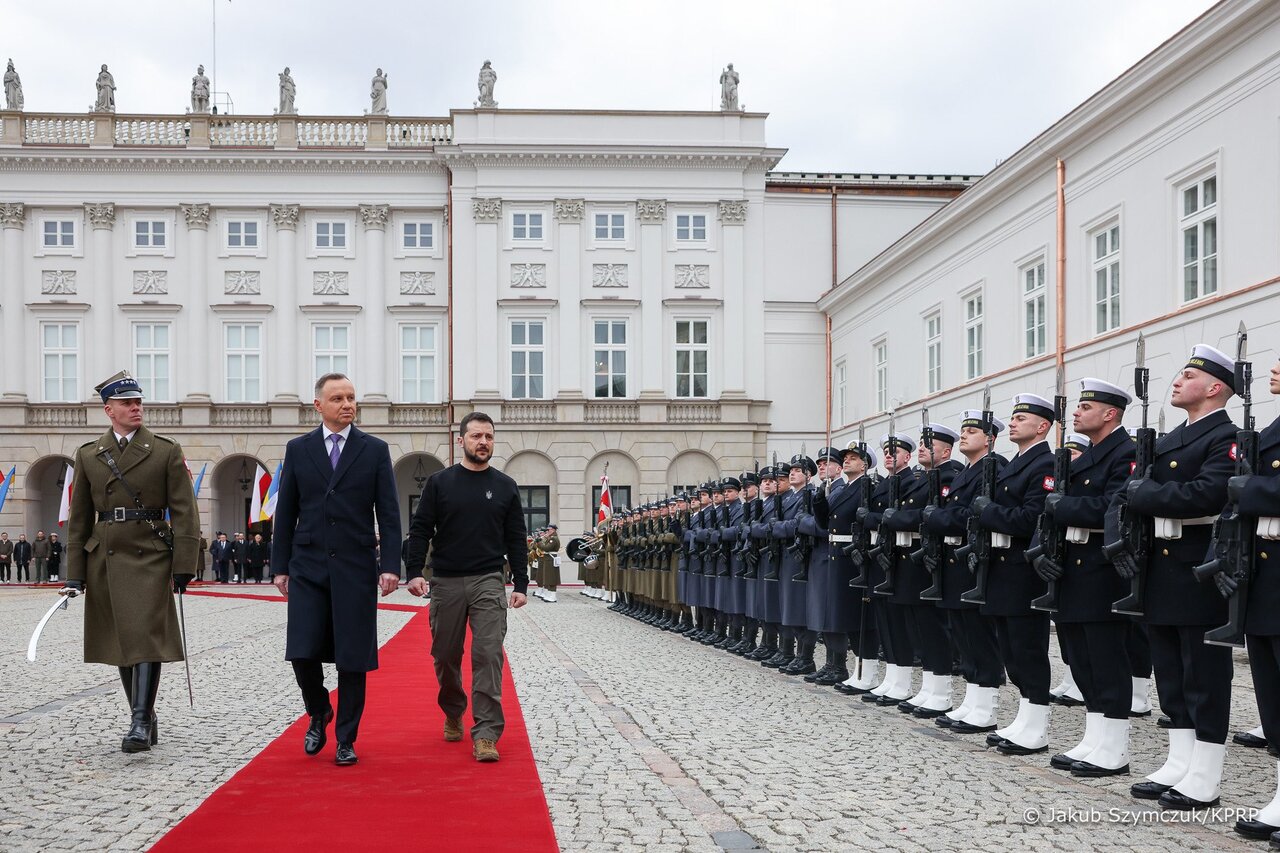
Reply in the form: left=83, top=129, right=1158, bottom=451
left=0, top=110, right=452, bottom=151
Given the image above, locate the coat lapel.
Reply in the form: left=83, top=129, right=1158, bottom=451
left=307, top=427, right=332, bottom=480
left=1000, top=441, right=1049, bottom=481
left=116, top=426, right=154, bottom=476
left=329, top=426, right=367, bottom=489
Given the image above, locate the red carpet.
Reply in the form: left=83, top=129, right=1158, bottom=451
left=152, top=606, right=557, bottom=853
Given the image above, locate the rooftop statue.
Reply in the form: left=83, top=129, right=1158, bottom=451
left=278, top=67, right=296, bottom=115
left=4, top=59, right=21, bottom=111
left=95, top=64, right=116, bottom=112
left=477, top=60, right=497, bottom=108
left=370, top=68, right=388, bottom=115
left=191, top=65, right=210, bottom=113
left=720, top=63, right=739, bottom=111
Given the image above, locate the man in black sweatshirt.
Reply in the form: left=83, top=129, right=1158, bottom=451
left=405, top=411, right=528, bottom=763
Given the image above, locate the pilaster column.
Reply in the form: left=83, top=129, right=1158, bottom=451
left=554, top=199, right=584, bottom=398
left=358, top=204, right=390, bottom=401
left=719, top=200, right=748, bottom=397
left=85, top=203, right=115, bottom=392
left=472, top=198, right=502, bottom=398
left=180, top=203, right=212, bottom=402
left=0, top=203, right=27, bottom=400
left=637, top=199, right=666, bottom=399
left=270, top=204, right=300, bottom=401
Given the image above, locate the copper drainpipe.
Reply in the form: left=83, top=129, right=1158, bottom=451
left=446, top=164, right=456, bottom=466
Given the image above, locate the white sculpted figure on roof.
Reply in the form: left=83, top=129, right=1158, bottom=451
left=191, top=65, right=210, bottom=113
left=477, top=60, right=497, bottom=108
left=4, top=59, right=22, bottom=110
left=720, top=63, right=739, bottom=111
left=94, top=64, right=116, bottom=112
left=278, top=67, right=296, bottom=115
left=370, top=68, right=388, bottom=114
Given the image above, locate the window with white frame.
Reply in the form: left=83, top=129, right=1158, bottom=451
left=402, top=221, right=434, bottom=250
left=964, top=293, right=984, bottom=380
left=835, top=360, right=848, bottom=424
left=873, top=340, right=888, bottom=413
left=674, top=319, right=709, bottom=398
left=925, top=313, right=942, bottom=394
left=226, top=220, right=259, bottom=250
left=510, top=320, right=546, bottom=399
left=315, top=221, right=347, bottom=250
left=225, top=323, right=262, bottom=402
left=1180, top=175, right=1217, bottom=302
left=675, top=213, right=707, bottom=242
left=42, top=219, right=75, bottom=249
left=41, top=322, right=78, bottom=402
left=313, top=324, right=350, bottom=377
left=593, top=320, right=627, bottom=398
left=134, top=219, right=167, bottom=249
left=1022, top=260, right=1046, bottom=359
left=1093, top=224, right=1121, bottom=334
left=594, top=213, right=625, bottom=241
left=133, top=322, right=171, bottom=402
left=400, top=325, right=438, bottom=403
left=512, top=212, right=544, bottom=241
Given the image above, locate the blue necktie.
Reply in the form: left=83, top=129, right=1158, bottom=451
left=329, top=434, right=341, bottom=470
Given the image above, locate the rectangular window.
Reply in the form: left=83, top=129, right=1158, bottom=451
left=41, top=322, right=78, bottom=402
left=592, top=485, right=632, bottom=528
left=594, top=213, right=625, bottom=241
left=510, top=320, right=546, bottom=399
left=1181, top=175, right=1217, bottom=302
left=134, top=220, right=166, bottom=249
left=1093, top=224, right=1121, bottom=334
left=519, top=486, right=550, bottom=535
left=315, top=221, right=347, bottom=250
left=674, top=319, right=709, bottom=398
left=1022, top=261, right=1046, bottom=359
left=873, top=340, right=888, bottom=413
left=964, top=293, right=984, bottom=380
left=402, top=221, right=434, bottom=250
left=835, top=360, right=848, bottom=424
left=512, top=212, right=544, bottom=241
left=925, top=313, right=942, bottom=394
left=42, top=220, right=75, bottom=249
left=313, top=324, right=350, bottom=378
left=226, top=220, right=259, bottom=249
left=225, top=323, right=262, bottom=402
left=400, top=324, right=437, bottom=403
left=675, top=214, right=707, bottom=241
left=593, top=320, right=627, bottom=398
left=133, top=322, right=171, bottom=402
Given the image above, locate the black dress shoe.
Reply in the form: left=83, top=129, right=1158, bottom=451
left=334, top=742, right=358, bottom=766
left=912, top=706, right=948, bottom=719
left=1049, top=752, right=1077, bottom=770
left=861, top=692, right=883, bottom=703
left=1051, top=694, right=1085, bottom=707
left=1271, top=827, right=1280, bottom=850
left=1157, top=715, right=1173, bottom=728
left=896, top=700, right=919, bottom=713
left=1130, top=780, right=1171, bottom=800
left=783, top=660, right=817, bottom=676
left=935, top=715, right=956, bottom=728
left=997, top=740, right=1048, bottom=756
left=875, top=694, right=903, bottom=706
left=304, top=707, right=334, bottom=756
left=1233, top=731, right=1269, bottom=748
left=1129, top=708, right=1152, bottom=718
left=1158, top=789, right=1219, bottom=810
left=815, top=670, right=848, bottom=687
left=1071, top=760, right=1130, bottom=778
left=985, top=731, right=1005, bottom=746
left=803, top=665, right=829, bottom=683
left=1234, top=818, right=1280, bottom=841
left=948, top=720, right=997, bottom=734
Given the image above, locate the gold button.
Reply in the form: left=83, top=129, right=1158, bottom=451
left=1162, top=548, right=1169, bottom=556
left=1084, top=479, right=1091, bottom=486
left=1170, top=461, right=1178, bottom=469
left=1076, top=559, right=1082, bottom=566
left=1262, top=552, right=1269, bottom=560
left=999, top=556, right=1005, bottom=562
left=1272, top=460, right=1279, bottom=469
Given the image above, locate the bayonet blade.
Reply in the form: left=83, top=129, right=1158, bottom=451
left=981, top=384, right=991, bottom=414
left=1135, top=333, right=1146, bottom=370
left=1237, top=321, right=1248, bottom=362
left=1158, top=409, right=1167, bottom=435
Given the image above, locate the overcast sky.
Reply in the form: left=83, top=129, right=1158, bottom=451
left=4, top=0, right=1217, bottom=174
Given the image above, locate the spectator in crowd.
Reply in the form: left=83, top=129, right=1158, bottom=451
left=230, top=532, right=246, bottom=583
left=210, top=532, right=231, bottom=583
left=32, top=530, right=51, bottom=583
left=13, top=533, right=32, bottom=583
left=0, top=532, right=11, bottom=582
left=245, top=532, right=269, bottom=583
left=48, top=533, right=63, bottom=582
left=197, top=532, right=209, bottom=581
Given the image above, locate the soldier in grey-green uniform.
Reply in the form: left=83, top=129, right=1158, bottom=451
left=63, top=370, right=199, bottom=753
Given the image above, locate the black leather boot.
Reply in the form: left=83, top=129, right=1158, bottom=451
left=122, top=662, right=161, bottom=753
left=805, top=644, right=834, bottom=682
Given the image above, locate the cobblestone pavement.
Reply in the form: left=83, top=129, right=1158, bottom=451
left=1, top=585, right=1271, bottom=851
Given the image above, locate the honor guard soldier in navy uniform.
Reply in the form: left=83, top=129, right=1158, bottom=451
left=714, top=477, right=747, bottom=650
left=924, top=410, right=1007, bottom=733
left=728, top=472, right=762, bottom=656
left=829, top=442, right=882, bottom=694
left=686, top=484, right=713, bottom=640
left=775, top=454, right=818, bottom=676
left=748, top=466, right=784, bottom=662
left=881, top=423, right=965, bottom=717
left=862, top=433, right=920, bottom=705
left=1228, top=354, right=1280, bottom=842
left=803, top=447, right=857, bottom=685
left=1032, top=379, right=1136, bottom=777
left=699, top=482, right=728, bottom=645
left=1113, top=344, right=1238, bottom=810
left=762, top=465, right=801, bottom=670
left=976, top=393, right=1056, bottom=756
left=63, top=370, right=199, bottom=753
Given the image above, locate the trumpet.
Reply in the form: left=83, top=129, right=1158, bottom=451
left=567, top=532, right=604, bottom=567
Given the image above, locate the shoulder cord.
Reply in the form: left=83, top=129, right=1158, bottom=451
left=98, top=449, right=174, bottom=552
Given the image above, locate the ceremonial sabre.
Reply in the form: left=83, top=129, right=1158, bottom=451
left=177, top=590, right=195, bottom=708
left=27, top=593, right=74, bottom=662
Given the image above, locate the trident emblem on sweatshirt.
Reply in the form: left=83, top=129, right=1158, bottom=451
left=486, top=490, right=493, bottom=499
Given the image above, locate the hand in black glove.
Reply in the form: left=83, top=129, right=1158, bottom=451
left=855, top=507, right=870, bottom=526
left=880, top=507, right=898, bottom=527
left=971, top=496, right=992, bottom=516
left=172, top=573, right=193, bottom=594
left=848, top=547, right=864, bottom=568
left=1112, top=551, right=1140, bottom=580
left=60, top=579, right=84, bottom=596
left=1227, top=475, right=1251, bottom=504
left=1043, top=492, right=1063, bottom=518
left=922, top=552, right=940, bottom=574
left=1212, top=569, right=1238, bottom=599
left=921, top=505, right=937, bottom=526
left=1033, top=554, right=1063, bottom=582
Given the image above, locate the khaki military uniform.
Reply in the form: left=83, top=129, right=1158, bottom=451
left=65, top=426, right=199, bottom=666
left=538, top=532, right=562, bottom=591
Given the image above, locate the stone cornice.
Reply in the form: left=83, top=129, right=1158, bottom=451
left=435, top=146, right=787, bottom=171
left=0, top=150, right=446, bottom=174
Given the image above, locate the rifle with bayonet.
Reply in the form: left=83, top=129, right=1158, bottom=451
left=1029, top=366, right=1070, bottom=613
left=913, top=408, right=945, bottom=601
left=1104, top=335, right=1155, bottom=616
left=1194, top=323, right=1257, bottom=648
left=871, top=410, right=901, bottom=596
left=765, top=452, right=783, bottom=581
left=958, top=386, right=998, bottom=605
left=718, top=496, right=733, bottom=576
left=790, top=445, right=814, bottom=582
left=847, top=426, right=875, bottom=588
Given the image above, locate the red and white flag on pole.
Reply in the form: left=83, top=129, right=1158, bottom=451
left=58, top=463, right=74, bottom=527
left=248, top=464, right=272, bottom=526
left=597, top=470, right=613, bottom=524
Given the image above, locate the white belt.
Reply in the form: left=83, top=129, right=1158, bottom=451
left=1259, top=517, right=1280, bottom=541
left=1154, top=516, right=1217, bottom=540
left=1066, top=527, right=1102, bottom=544
left=894, top=532, right=919, bottom=548
left=830, top=534, right=854, bottom=544
left=943, top=535, right=962, bottom=546
left=990, top=532, right=1012, bottom=549
left=869, top=531, right=879, bottom=545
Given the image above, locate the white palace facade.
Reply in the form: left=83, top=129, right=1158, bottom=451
left=3, top=0, right=1277, bottom=572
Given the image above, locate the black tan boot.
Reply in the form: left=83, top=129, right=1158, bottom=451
left=122, top=662, right=161, bottom=753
